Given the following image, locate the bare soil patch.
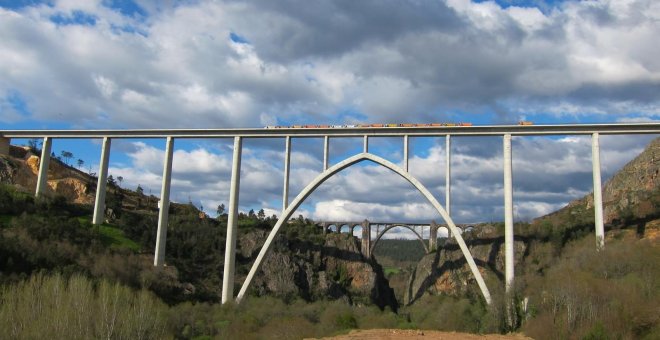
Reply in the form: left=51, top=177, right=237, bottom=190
left=310, top=329, right=532, bottom=340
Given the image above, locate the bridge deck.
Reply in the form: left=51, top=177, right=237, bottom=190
left=1, top=123, right=659, bottom=139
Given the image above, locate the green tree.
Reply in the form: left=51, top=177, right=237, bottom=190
left=257, top=208, right=266, bottom=220
left=60, top=151, right=73, bottom=165
left=117, top=176, right=123, bottom=188
left=217, top=204, right=225, bottom=216
left=76, top=159, right=84, bottom=169
left=136, top=184, right=144, bottom=195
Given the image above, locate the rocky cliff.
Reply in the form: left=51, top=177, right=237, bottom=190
left=239, top=230, right=398, bottom=310
left=0, top=146, right=95, bottom=204
left=404, top=225, right=527, bottom=305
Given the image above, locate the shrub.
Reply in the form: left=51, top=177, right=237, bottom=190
left=0, top=273, right=167, bottom=339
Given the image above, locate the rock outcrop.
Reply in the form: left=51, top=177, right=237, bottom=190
left=404, top=225, right=527, bottom=305
left=601, top=137, right=659, bottom=224
left=241, top=231, right=398, bottom=310
left=533, top=137, right=659, bottom=234
left=0, top=145, right=95, bottom=204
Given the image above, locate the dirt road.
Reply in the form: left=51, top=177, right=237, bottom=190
left=311, top=329, right=532, bottom=339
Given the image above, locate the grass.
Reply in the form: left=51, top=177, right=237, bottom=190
left=384, top=267, right=400, bottom=276
left=76, top=217, right=140, bottom=252
left=2, top=212, right=140, bottom=252
left=97, top=224, right=141, bottom=251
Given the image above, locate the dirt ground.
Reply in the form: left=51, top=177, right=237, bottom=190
left=310, top=329, right=532, bottom=340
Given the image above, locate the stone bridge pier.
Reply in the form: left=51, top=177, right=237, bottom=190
left=0, top=137, right=9, bottom=155
left=429, top=221, right=439, bottom=251
left=361, top=219, right=371, bottom=258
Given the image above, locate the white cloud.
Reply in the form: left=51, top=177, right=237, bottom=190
left=1, top=0, right=659, bottom=130
left=1, top=1, right=658, bottom=228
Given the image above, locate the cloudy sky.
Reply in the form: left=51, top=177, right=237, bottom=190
left=1, top=0, right=659, bottom=238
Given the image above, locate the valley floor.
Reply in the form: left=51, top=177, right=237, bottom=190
left=313, top=329, right=532, bottom=340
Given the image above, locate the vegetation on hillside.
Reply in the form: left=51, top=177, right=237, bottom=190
left=522, top=235, right=659, bottom=339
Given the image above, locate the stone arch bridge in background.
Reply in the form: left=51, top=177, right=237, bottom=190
left=317, top=220, right=476, bottom=258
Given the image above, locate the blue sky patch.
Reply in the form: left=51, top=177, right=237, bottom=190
left=230, top=32, right=249, bottom=44
left=474, top=0, right=565, bottom=9
left=5, top=90, right=31, bottom=117
left=103, top=0, right=147, bottom=18
left=50, top=10, right=97, bottom=26
left=0, top=0, right=51, bottom=10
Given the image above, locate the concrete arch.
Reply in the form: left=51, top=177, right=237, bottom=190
left=236, top=153, right=492, bottom=305
left=371, top=225, right=429, bottom=254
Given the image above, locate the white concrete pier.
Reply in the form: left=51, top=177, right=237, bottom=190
left=154, top=137, right=174, bottom=267
left=592, top=133, right=605, bottom=249
left=323, top=135, right=329, bottom=170
left=283, top=136, right=291, bottom=211
left=404, top=135, right=409, bottom=171
left=35, top=137, right=52, bottom=197
left=222, top=136, right=242, bottom=304
left=503, top=134, right=514, bottom=292
left=446, top=135, right=451, bottom=217
left=92, top=137, right=111, bottom=225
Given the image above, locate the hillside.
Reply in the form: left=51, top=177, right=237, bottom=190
left=0, top=144, right=397, bottom=308
left=533, top=136, right=660, bottom=235
left=394, top=137, right=660, bottom=338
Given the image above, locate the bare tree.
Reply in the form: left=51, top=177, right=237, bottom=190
left=60, top=151, right=74, bottom=165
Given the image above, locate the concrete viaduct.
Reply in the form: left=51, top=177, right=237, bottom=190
left=1, top=123, right=659, bottom=306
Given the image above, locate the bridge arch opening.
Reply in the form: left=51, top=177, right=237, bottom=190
left=326, top=224, right=339, bottom=233
left=339, top=224, right=352, bottom=234
left=370, top=224, right=429, bottom=254
left=236, top=152, right=492, bottom=305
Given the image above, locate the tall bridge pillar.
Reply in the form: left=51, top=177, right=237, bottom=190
left=92, top=137, right=111, bottom=225
left=222, top=136, right=242, bottom=304
left=361, top=219, right=371, bottom=258
left=0, top=137, right=9, bottom=155
left=323, top=135, right=329, bottom=170
left=282, top=136, right=291, bottom=211
left=503, top=134, right=514, bottom=293
left=592, top=133, right=605, bottom=249
left=446, top=134, right=451, bottom=217
left=154, top=137, right=174, bottom=267
left=35, top=137, right=52, bottom=197
left=429, top=220, right=439, bottom=251
left=403, top=135, right=409, bottom=171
